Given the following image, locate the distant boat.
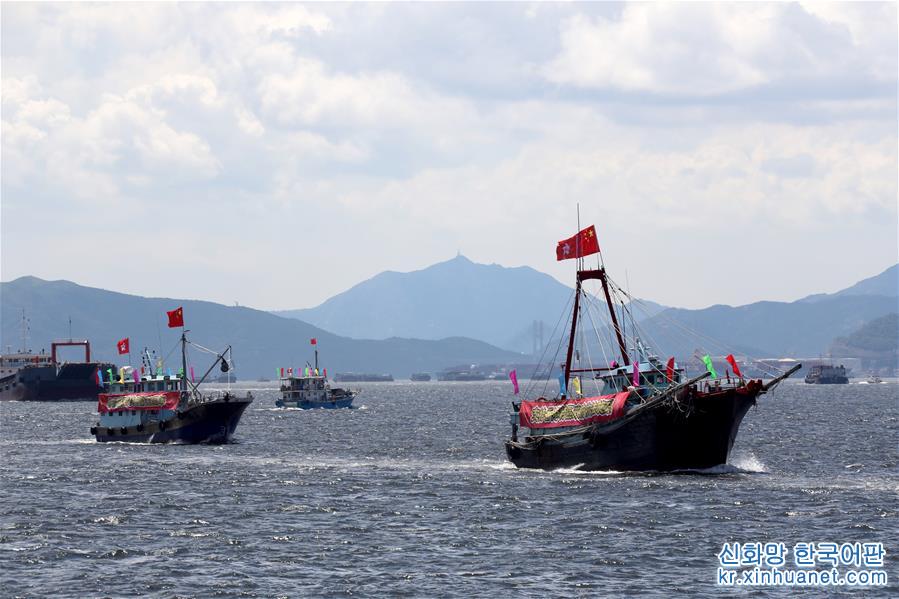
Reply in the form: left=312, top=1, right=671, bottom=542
left=437, top=370, right=487, bottom=381
left=333, top=373, right=393, bottom=383
left=276, top=341, right=356, bottom=409
left=864, top=375, right=883, bottom=384
left=1, top=344, right=114, bottom=402
left=1, top=312, right=114, bottom=402
left=91, top=330, right=252, bottom=444
left=410, top=372, right=432, bottom=382
left=505, top=223, right=800, bottom=472
left=804, top=364, right=849, bottom=384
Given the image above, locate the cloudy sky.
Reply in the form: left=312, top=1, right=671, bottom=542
left=2, top=2, right=896, bottom=311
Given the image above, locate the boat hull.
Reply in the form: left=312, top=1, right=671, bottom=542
left=276, top=394, right=354, bottom=409
left=92, top=397, right=252, bottom=444
left=505, top=387, right=758, bottom=472
left=0, top=362, right=114, bottom=402
left=804, top=377, right=849, bottom=384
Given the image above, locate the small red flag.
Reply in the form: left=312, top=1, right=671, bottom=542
left=665, top=357, right=675, bottom=382
left=725, top=354, right=742, bottom=378
left=310, top=338, right=317, bottom=345
left=117, top=338, right=130, bottom=355
left=167, top=307, right=184, bottom=328
left=556, top=225, right=600, bottom=261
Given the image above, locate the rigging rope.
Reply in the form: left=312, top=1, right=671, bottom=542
left=522, top=288, right=575, bottom=399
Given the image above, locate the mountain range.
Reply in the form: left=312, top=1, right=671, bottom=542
left=637, top=264, right=897, bottom=358
left=830, top=312, right=899, bottom=370
left=276, top=258, right=897, bottom=360
left=3, top=261, right=896, bottom=378
left=0, top=276, right=522, bottom=378
left=274, top=255, right=666, bottom=353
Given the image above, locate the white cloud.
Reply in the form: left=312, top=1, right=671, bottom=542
left=338, top=110, right=896, bottom=231
left=1, top=3, right=895, bottom=310
left=224, top=4, right=332, bottom=38
left=544, top=3, right=896, bottom=95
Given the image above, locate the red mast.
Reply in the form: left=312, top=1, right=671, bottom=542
left=562, top=268, right=631, bottom=389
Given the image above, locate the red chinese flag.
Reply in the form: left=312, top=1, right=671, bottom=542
left=665, top=357, right=675, bottom=382
left=310, top=338, right=317, bottom=345
left=556, top=225, right=600, bottom=261
left=167, top=307, right=184, bottom=328
left=117, top=338, right=130, bottom=355
left=726, top=354, right=742, bottom=378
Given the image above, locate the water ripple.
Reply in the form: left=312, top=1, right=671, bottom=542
left=1, top=381, right=896, bottom=596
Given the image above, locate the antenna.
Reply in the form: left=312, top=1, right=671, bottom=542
left=20, top=309, right=30, bottom=353
left=576, top=203, right=582, bottom=272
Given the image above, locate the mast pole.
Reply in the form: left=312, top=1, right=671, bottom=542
left=563, top=204, right=582, bottom=394
left=563, top=278, right=582, bottom=394
left=599, top=270, right=630, bottom=366
left=181, top=331, right=188, bottom=393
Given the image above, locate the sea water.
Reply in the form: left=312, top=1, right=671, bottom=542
left=1, top=381, right=896, bottom=596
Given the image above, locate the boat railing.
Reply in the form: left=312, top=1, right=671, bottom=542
left=190, top=389, right=252, bottom=405
left=695, top=378, right=747, bottom=393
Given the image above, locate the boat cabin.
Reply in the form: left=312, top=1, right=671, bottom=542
left=98, top=367, right=185, bottom=426
left=105, top=372, right=184, bottom=394
left=280, top=374, right=328, bottom=403
left=0, top=352, right=54, bottom=377
left=596, top=362, right=683, bottom=396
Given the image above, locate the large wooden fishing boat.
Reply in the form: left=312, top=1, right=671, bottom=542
left=504, top=224, right=799, bottom=472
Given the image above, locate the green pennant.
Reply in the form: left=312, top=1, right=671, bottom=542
left=702, top=354, right=718, bottom=379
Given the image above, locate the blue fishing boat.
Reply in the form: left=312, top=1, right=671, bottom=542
left=276, top=339, right=356, bottom=409
left=90, top=313, right=253, bottom=443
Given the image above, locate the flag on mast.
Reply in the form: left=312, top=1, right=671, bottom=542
left=571, top=376, right=582, bottom=397
left=556, top=225, right=600, bottom=261
left=167, top=307, right=184, bottom=328
left=509, top=369, right=519, bottom=395
left=116, top=338, right=130, bottom=355
left=725, top=354, right=742, bottom=378
left=665, top=357, right=676, bottom=382
left=702, top=355, right=718, bottom=379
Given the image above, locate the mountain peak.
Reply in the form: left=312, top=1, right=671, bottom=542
left=799, top=263, right=898, bottom=303
left=277, top=255, right=576, bottom=350
left=444, top=253, right=473, bottom=265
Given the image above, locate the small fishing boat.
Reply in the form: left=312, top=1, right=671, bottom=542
left=276, top=340, right=356, bottom=409
left=504, top=224, right=800, bottom=471
left=90, top=308, right=253, bottom=443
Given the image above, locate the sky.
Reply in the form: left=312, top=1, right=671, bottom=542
left=2, top=2, right=896, bottom=311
